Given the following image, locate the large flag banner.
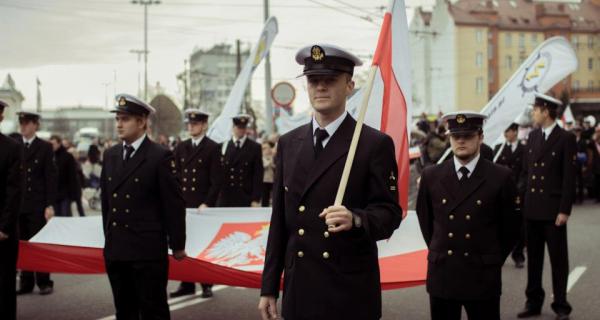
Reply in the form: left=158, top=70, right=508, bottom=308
left=207, top=16, right=279, bottom=143
left=346, top=0, right=413, bottom=215
left=480, top=36, right=577, bottom=146
left=18, top=209, right=427, bottom=289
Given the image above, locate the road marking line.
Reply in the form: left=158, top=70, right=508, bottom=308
left=567, top=266, right=586, bottom=293
left=97, top=285, right=227, bottom=319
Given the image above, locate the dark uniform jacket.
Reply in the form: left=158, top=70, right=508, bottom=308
left=20, top=137, right=57, bottom=214
left=416, top=158, right=521, bottom=300
left=521, top=126, right=576, bottom=220
left=174, top=137, right=220, bottom=207
left=100, top=137, right=186, bottom=261
left=54, top=146, right=80, bottom=201
left=261, top=115, right=402, bottom=320
left=216, top=137, right=263, bottom=207
left=0, top=134, right=24, bottom=238
left=494, top=141, right=525, bottom=194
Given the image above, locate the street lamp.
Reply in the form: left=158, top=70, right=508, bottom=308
left=130, top=0, right=160, bottom=101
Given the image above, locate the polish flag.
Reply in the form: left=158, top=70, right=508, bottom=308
left=348, top=0, right=413, bottom=216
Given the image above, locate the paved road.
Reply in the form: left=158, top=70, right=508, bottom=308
left=16, top=202, right=600, bottom=319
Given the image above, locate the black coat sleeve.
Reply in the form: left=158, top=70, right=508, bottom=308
left=560, top=133, right=577, bottom=215
left=350, top=134, right=402, bottom=241
left=261, top=138, right=287, bottom=298
left=206, top=145, right=221, bottom=207
left=498, top=170, right=521, bottom=260
left=416, top=167, right=433, bottom=247
left=100, top=151, right=110, bottom=234
left=44, top=143, right=58, bottom=208
left=158, top=150, right=186, bottom=252
left=252, top=143, right=264, bottom=203
left=0, top=142, right=24, bottom=236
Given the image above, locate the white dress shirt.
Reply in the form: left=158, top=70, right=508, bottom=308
left=312, top=111, right=348, bottom=147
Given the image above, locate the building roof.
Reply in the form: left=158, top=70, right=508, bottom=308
left=447, top=0, right=599, bottom=32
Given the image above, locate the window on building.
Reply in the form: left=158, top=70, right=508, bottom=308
left=476, top=29, right=483, bottom=43
left=589, top=35, right=594, bottom=49
left=476, top=77, right=483, bottom=94
left=531, top=33, right=538, bottom=46
left=476, top=52, right=483, bottom=68
left=589, top=57, right=594, bottom=70
left=519, top=33, right=525, bottom=49
left=506, top=55, right=513, bottom=69
left=505, top=33, right=512, bottom=47
left=488, top=68, right=494, bottom=83
left=571, top=35, right=579, bottom=49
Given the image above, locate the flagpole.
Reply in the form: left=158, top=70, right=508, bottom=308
left=334, top=65, right=378, bottom=206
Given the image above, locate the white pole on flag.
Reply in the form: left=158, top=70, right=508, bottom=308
left=334, top=65, right=378, bottom=205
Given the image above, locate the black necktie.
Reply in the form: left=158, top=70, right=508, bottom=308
left=314, top=128, right=329, bottom=158
left=458, top=166, right=470, bottom=183
left=542, top=132, right=547, bottom=142
left=24, top=142, right=30, bottom=149
left=235, top=140, right=241, bottom=149
left=124, top=145, right=134, bottom=164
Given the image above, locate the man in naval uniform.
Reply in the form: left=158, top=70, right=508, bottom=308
left=494, top=122, right=527, bottom=268
left=170, top=109, right=220, bottom=299
left=517, top=93, right=576, bottom=320
left=100, top=94, right=187, bottom=319
left=216, top=114, right=263, bottom=207
left=0, top=100, right=24, bottom=319
left=16, top=111, right=57, bottom=296
left=259, top=44, right=402, bottom=320
left=417, top=111, right=521, bottom=320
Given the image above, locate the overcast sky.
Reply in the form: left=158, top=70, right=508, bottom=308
left=0, top=0, right=434, bottom=111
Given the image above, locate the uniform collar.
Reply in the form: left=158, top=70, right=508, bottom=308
left=312, top=111, right=347, bottom=138
left=23, top=135, right=36, bottom=145
left=542, top=122, right=557, bottom=139
left=232, top=135, right=247, bottom=147
left=191, top=135, right=204, bottom=146
left=453, top=152, right=480, bottom=178
left=123, top=133, right=146, bottom=150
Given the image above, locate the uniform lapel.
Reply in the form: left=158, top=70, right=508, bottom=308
left=536, top=125, right=561, bottom=161
left=293, top=124, right=316, bottom=191
left=439, top=160, right=459, bottom=201
left=111, top=137, right=149, bottom=192
left=24, top=137, right=41, bottom=161
left=184, top=138, right=206, bottom=167
left=300, top=115, right=353, bottom=198
left=448, top=158, right=487, bottom=212
left=231, top=140, right=249, bottom=164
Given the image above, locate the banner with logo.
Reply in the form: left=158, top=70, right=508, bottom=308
left=18, top=208, right=427, bottom=289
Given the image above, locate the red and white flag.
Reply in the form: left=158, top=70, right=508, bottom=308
left=347, top=0, right=413, bottom=216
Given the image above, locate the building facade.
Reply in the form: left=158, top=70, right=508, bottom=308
left=40, top=106, right=115, bottom=141
left=410, top=0, right=600, bottom=116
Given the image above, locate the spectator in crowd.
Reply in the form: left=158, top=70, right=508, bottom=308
left=49, top=135, right=79, bottom=217
left=425, top=124, right=448, bottom=164
left=261, top=141, right=276, bottom=207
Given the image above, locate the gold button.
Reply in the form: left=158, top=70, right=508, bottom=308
left=540, top=189, right=544, bottom=193
left=464, top=252, right=469, bottom=257
left=476, top=200, right=482, bottom=205
left=183, top=178, right=187, bottom=182
left=112, top=222, right=117, bottom=227
left=134, top=178, right=139, bottom=182
left=108, top=177, right=112, bottom=181
left=126, top=194, right=130, bottom=199
left=230, top=175, right=234, bottom=179
left=449, top=214, right=455, bottom=220
left=198, top=159, right=202, bottom=163
left=448, top=232, right=454, bottom=238
left=113, top=193, right=117, bottom=198
left=465, top=233, right=471, bottom=239
left=324, top=231, right=330, bottom=238
left=28, top=187, right=31, bottom=191
left=297, top=251, right=304, bottom=258
left=298, top=229, right=305, bottom=236
left=172, top=170, right=176, bottom=174
left=531, top=188, right=535, bottom=193
left=192, top=178, right=196, bottom=182
left=534, top=162, right=538, bottom=167
left=442, top=198, right=447, bottom=204
left=540, top=176, right=545, bottom=180
left=27, top=168, right=31, bottom=172
left=183, top=187, right=187, bottom=191
left=112, top=208, right=116, bottom=212
left=230, top=168, right=234, bottom=172
left=466, top=215, right=471, bottom=220
left=191, top=187, right=196, bottom=191
left=299, top=205, right=306, bottom=213
left=184, top=169, right=188, bottom=173
left=541, top=162, right=545, bottom=167
left=552, top=152, right=556, bottom=156
left=448, top=250, right=453, bottom=256
left=193, top=169, right=197, bottom=173
left=125, top=209, right=130, bottom=213
left=322, top=252, right=330, bottom=259
left=285, top=186, right=289, bottom=192
left=532, top=175, right=536, bottom=180
left=125, top=224, right=129, bottom=228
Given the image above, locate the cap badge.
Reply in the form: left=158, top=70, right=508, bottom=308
left=456, top=114, right=466, bottom=124
left=118, top=97, right=127, bottom=106
left=311, top=45, right=325, bottom=62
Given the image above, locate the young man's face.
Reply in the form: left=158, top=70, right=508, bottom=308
left=307, top=73, right=354, bottom=115
left=449, top=131, right=483, bottom=161
left=531, top=106, right=549, bottom=126
left=504, top=128, right=518, bottom=142
left=49, top=138, right=61, bottom=152
left=233, top=125, right=247, bottom=139
left=115, top=113, right=147, bottom=142
left=187, top=121, right=207, bottom=137
left=19, top=119, right=38, bottom=138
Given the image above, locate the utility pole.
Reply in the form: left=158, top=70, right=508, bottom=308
left=131, top=0, right=160, bottom=101
left=263, top=0, right=273, bottom=134
left=130, top=49, right=146, bottom=97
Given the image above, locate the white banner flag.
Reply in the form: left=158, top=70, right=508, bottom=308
left=207, top=17, right=279, bottom=143
left=481, top=36, right=578, bottom=146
